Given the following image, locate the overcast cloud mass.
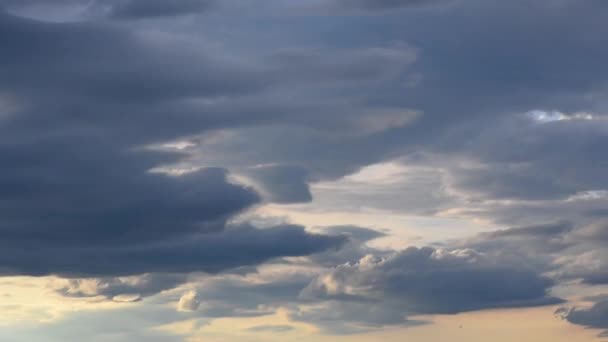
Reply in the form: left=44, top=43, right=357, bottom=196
left=1, top=0, right=608, bottom=341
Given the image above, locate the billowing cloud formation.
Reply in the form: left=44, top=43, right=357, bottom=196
left=56, top=274, right=189, bottom=302
left=301, top=246, right=559, bottom=315
left=1, top=0, right=608, bottom=339
left=177, top=290, right=201, bottom=311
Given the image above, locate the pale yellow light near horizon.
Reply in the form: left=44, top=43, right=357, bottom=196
left=0, top=269, right=603, bottom=340
left=159, top=306, right=600, bottom=342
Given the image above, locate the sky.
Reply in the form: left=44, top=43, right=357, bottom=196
left=1, top=0, right=608, bottom=341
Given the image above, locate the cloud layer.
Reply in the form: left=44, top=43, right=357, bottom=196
left=1, top=0, right=608, bottom=340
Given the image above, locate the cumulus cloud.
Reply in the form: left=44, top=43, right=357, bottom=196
left=301, top=247, right=560, bottom=317
left=177, top=290, right=201, bottom=312
left=55, top=274, right=189, bottom=302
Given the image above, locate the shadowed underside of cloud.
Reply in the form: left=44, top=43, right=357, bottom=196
left=301, top=247, right=560, bottom=315
left=52, top=226, right=383, bottom=303
left=559, top=300, right=608, bottom=338
left=0, top=223, right=346, bottom=277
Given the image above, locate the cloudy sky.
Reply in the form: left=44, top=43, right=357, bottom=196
left=1, top=0, right=608, bottom=341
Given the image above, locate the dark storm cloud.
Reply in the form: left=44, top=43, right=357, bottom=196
left=0, top=223, right=346, bottom=277
left=0, top=165, right=258, bottom=248
left=438, top=115, right=608, bottom=202
left=293, top=222, right=608, bottom=332
left=56, top=274, right=190, bottom=301
left=286, top=241, right=561, bottom=333
left=0, top=10, right=348, bottom=278
left=0, top=10, right=270, bottom=146
left=460, top=221, right=608, bottom=289
left=181, top=0, right=608, bottom=205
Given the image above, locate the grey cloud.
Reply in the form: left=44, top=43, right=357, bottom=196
left=574, top=222, right=608, bottom=242
left=268, top=44, right=416, bottom=85
left=307, top=226, right=389, bottom=267
left=56, top=274, right=190, bottom=302
left=301, top=246, right=560, bottom=323
left=96, top=0, right=216, bottom=19
left=461, top=221, right=608, bottom=288
left=181, top=274, right=313, bottom=318
left=0, top=10, right=351, bottom=278
left=465, top=221, right=574, bottom=259
left=47, top=229, right=374, bottom=308
left=283, top=232, right=564, bottom=333
left=321, top=225, right=386, bottom=242
left=141, top=0, right=608, bottom=209
left=0, top=11, right=270, bottom=145
left=560, top=300, right=608, bottom=337
left=481, top=221, right=574, bottom=240
left=0, top=224, right=346, bottom=277
left=245, top=164, right=313, bottom=204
